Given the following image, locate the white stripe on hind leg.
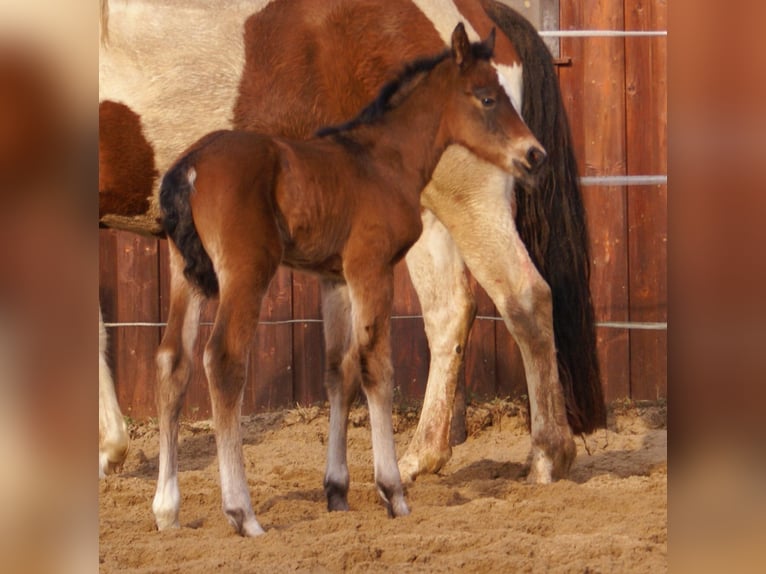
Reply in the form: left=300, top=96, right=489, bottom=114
left=152, top=257, right=203, bottom=530
left=367, top=387, right=410, bottom=517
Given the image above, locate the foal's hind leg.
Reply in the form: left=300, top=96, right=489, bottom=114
left=203, top=261, right=278, bottom=537
left=204, top=291, right=265, bottom=536
left=152, top=244, right=202, bottom=530
left=320, top=281, right=359, bottom=511
left=426, top=148, right=576, bottom=483
left=398, top=210, right=475, bottom=483
left=345, top=268, right=409, bottom=517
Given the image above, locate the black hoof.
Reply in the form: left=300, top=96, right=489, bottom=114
left=324, top=480, right=349, bottom=512
left=377, top=482, right=410, bottom=517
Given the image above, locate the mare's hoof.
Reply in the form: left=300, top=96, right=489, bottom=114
left=398, top=447, right=451, bottom=484
left=526, top=436, right=576, bottom=484
left=99, top=440, right=129, bottom=478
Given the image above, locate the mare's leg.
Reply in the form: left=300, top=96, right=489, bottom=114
left=203, top=264, right=275, bottom=537
left=320, top=280, right=358, bottom=511
left=98, top=306, right=129, bottom=478
left=398, top=210, right=475, bottom=482
left=425, top=147, right=576, bottom=483
left=152, top=245, right=202, bottom=530
left=345, top=268, right=409, bottom=517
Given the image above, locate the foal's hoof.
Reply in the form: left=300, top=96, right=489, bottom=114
left=153, top=498, right=180, bottom=532
left=154, top=514, right=180, bottom=532
left=378, top=484, right=410, bottom=518
left=225, top=508, right=265, bottom=537
left=241, top=519, right=266, bottom=537
left=325, top=481, right=350, bottom=512
left=327, top=495, right=350, bottom=513
left=386, top=497, right=411, bottom=518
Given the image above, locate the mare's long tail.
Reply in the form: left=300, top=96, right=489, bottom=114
left=159, top=155, right=219, bottom=298
left=485, top=0, right=607, bottom=433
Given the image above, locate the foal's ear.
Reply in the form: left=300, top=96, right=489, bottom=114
left=482, top=27, right=496, bottom=56
left=451, top=22, right=472, bottom=68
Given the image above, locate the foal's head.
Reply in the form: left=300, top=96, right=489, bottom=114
left=442, top=23, right=546, bottom=178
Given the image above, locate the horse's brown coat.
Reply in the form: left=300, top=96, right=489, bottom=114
left=235, top=0, right=446, bottom=137
left=99, top=101, right=156, bottom=220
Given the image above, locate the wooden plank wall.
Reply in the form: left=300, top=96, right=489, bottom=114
left=99, top=0, right=667, bottom=419
left=558, top=0, right=667, bottom=401
left=560, top=0, right=631, bottom=402
left=624, top=0, right=667, bottom=401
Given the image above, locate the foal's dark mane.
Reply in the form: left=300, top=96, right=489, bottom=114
left=316, top=40, right=494, bottom=138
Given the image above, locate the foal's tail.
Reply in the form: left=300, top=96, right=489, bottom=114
left=160, top=155, right=220, bottom=298
left=484, top=0, right=607, bottom=433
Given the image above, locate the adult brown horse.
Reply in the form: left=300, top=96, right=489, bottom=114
left=156, top=24, right=543, bottom=536
left=100, top=0, right=603, bottom=508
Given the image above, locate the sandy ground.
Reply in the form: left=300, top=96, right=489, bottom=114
left=99, top=399, right=667, bottom=572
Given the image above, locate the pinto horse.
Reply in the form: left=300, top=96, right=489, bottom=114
left=156, top=24, right=544, bottom=536
left=100, top=0, right=604, bottom=495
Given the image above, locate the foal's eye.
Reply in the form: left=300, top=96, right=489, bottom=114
left=481, top=96, right=496, bottom=108
left=473, top=88, right=496, bottom=109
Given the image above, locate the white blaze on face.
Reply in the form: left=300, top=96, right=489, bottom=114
left=494, top=62, right=523, bottom=113
left=411, top=0, right=524, bottom=111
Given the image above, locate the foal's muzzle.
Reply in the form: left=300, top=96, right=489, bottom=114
left=525, top=145, right=547, bottom=172
left=512, top=142, right=547, bottom=188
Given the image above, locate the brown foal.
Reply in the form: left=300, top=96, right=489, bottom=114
left=153, top=23, right=544, bottom=536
